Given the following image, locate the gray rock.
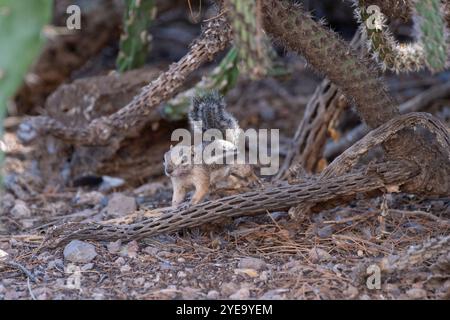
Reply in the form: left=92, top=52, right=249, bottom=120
left=100, top=176, right=125, bottom=192
left=221, top=282, right=239, bottom=296
left=0, top=193, right=15, bottom=213
left=105, top=193, right=136, bottom=217
left=11, top=200, right=31, bottom=218
left=317, top=225, right=334, bottom=238
left=73, top=191, right=104, bottom=206
left=0, top=249, right=9, bottom=261
left=63, top=240, right=97, bottom=263
left=207, top=290, right=220, bottom=299
left=229, top=288, right=250, bottom=300
left=238, top=257, right=267, bottom=271
left=143, top=246, right=159, bottom=256
left=120, top=264, right=131, bottom=273
left=406, top=288, right=427, bottom=299
left=107, top=240, right=122, bottom=254
left=81, top=263, right=94, bottom=271
left=308, top=247, right=332, bottom=263
left=260, top=289, right=288, bottom=300
left=47, top=259, right=63, bottom=270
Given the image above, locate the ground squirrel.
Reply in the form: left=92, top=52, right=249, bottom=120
left=164, top=91, right=258, bottom=207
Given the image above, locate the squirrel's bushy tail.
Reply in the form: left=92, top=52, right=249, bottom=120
left=189, top=91, right=241, bottom=145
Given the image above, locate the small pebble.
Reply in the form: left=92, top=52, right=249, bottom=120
left=11, top=200, right=31, bottom=219
left=238, top=257, right=267, bottom=271
left=229, top=288, right=250, bottom=300
left=105, top=193, right=136, bottom=217
left=308, top=247, right=332, bottom=262
left=406, top=288, right=427, bottom=299
left=317, top=225, right=334, bottom=238
left=63, top=240, right=97, bottom=263
left=207, top=290, right=219, bottom=299
left=120, top=265, right=131, bottom=273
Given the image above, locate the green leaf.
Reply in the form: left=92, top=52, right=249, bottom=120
left=0, top=0, right=52, bottom=184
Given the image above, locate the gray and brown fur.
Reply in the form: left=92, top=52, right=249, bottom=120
left=189, top=91, right=241, bottom=146
left=164, top=91, right=258, bottom=207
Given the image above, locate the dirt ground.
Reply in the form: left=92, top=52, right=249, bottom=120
left=0, top=0, right=449, bottom=300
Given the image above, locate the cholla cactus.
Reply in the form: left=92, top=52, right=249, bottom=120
left=414, top=0, right=448, bottom=71
left=225, top=0, right=271, bottom=79
left=355, top=0, right=448, bottom=73
left=162, top=47, right=239, bottom=120
left=116, top=0, right=156, bottom=72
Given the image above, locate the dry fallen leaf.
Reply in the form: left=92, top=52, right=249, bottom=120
left=0, top=249, right=9, bottom=261
left=234, top=268, right=259, bottom=278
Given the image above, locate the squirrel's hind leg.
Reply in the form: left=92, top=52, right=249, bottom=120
left=171, top=179, right=188, bottom=207
left=190, top=168, right=211, bottom=204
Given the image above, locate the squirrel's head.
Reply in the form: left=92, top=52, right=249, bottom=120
left=163, top=144, right=195, bottom=177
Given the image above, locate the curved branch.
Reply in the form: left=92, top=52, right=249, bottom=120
left=321, top=112, right=450, bottom=179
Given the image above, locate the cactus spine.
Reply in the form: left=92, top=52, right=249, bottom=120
left=356, top=0, right=448, bottom=73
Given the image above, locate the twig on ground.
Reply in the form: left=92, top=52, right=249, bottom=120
left=27, top=277, right=37, bottom=300
left=1, top=260, right=38, bottom=283
left=388, top=209, right=450, bottom=225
